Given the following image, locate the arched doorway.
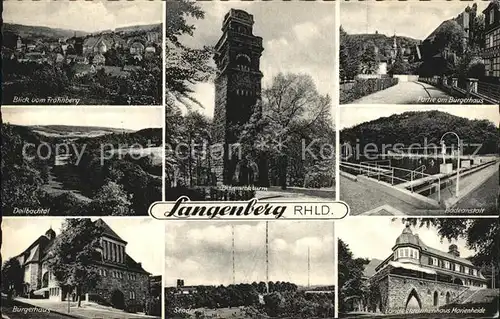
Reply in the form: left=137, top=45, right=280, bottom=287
left=110, top=289, right=125, bottom=309
left=453, top=278, right=464, bottom=285
left=433, top=291, right=439, bottom=306
left=405, top=289, right=422, bottom=310
left=42, top=272, right=49, bottom=288
left=446, top=292, right=451, bottom=304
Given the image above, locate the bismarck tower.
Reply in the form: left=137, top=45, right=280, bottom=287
left=212, top=9, right=265, bottom=186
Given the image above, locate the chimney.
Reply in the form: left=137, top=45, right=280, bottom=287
left=448, top=244, right=460, bottom=257
left=177, top=279, right=184, bottom=288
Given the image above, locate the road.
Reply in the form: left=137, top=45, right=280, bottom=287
left=1, top=298, right=71, bottom=319
left=350, top=81, right=451, bottom=104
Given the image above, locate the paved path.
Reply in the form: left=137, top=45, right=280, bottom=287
left=15, top=298, right=159, bottom=319
left=1, top=297, right=72, bottom=319
left=350, top=81, right=451, bottom=104
left=339, top=175, right=420, bottom=215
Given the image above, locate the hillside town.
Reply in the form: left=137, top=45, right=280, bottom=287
left=340, top=0, right=500, bottom=104
left=2, top=24, right=162, bottom=105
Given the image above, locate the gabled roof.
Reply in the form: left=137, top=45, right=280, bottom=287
left=363, top=259, right=383, bottom=278
left=418, top=238, right=474, bottom=267
left=95, top=218, right=127, bottom=244
left=483, top=0, right=500, bottom=14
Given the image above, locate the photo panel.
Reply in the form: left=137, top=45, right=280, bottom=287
left=2, top=0, right=163, bottom=106
left=164, top=221, right=335, bottom=318
left=1, top=217, right=163, bottom=318
left=1, top=107, right=163, bottom=216
left=166, top=0, right=337, bottom=202
left=340, top=0, right=500, bottom=105
left=336, top=217, right=499, bottom=318
left=339, top=105, right=499, bottom=216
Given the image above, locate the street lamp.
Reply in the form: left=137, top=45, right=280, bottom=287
left=440, top=132, right=461, bottom=198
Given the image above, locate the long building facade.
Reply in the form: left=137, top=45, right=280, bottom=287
left=482, top=0, right=500, bottom=79
left=15, top=219, right=151, bottom=310
left=365, top=225, right=488, bottom=313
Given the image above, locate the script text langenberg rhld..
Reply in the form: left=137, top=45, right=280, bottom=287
left=159, top=197, right=347, bottom=220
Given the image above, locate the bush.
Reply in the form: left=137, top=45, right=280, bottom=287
left=340, top=78, right=398, bottom=104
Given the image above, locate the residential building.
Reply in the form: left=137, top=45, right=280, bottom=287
left=14, top=219, right=151, bottom=310
left=357, top=225, right=488, bottom=313
left=482, top=0, right=500, bottom=79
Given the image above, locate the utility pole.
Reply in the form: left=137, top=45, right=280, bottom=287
left=266, top=221, right=269, bottom=293
left=308, top=247, right=311, bottom=288
left=232, top=225, right=235, bottom=285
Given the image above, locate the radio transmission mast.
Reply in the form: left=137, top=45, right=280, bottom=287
left=266, top=221, right=269, bottom=293
left=232, top=225, right=235, bottom=285
left=308, top=246, right=311, bottom=288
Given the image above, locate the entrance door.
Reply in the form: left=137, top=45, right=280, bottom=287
left=111, top=289, right=125, bottom=309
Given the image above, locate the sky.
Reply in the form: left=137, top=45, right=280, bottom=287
left=178, top=1, right=336, bottom=118
left=340, top=0, right=488, bottom=40
left=2, top=107, right=163, bottom=131
left=1, top=218, right=164, bottom=276
left=4, top=0, right=163, bottom=33
left=165, top=221, right=335, bottom=287
left=339, top=105, right=500, bottom=130
left=336, top=217, right=479, bottom=261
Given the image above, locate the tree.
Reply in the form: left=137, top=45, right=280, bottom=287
left=260, top=73, right=333, bottom=189
left=388, top=52, right=410, bottom=75
left=401, top=218, right=500, bottom=288
left=339, top=26, right=361, bottom=80
left=166, top=0, right=215, bottom=108
left=46, top=219, right=103, bottom=307
left=89, top=181, right=134, bottom=216
left=338, top=239, right=370, bottom=313
left=360, top=46, right=378, bottom=75
left=1, top=257, right=23, bottom=298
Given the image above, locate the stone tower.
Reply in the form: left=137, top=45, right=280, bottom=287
left=212, top=9, right=264, bottom=186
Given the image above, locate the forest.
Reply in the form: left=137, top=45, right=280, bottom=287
left=165, top=281, right=334, bottom=318
left=1, top=124, right=162, bottom=216
left=340, top=111, right=499, bottom=155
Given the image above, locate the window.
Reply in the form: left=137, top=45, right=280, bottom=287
left=444, top=261, right=450, bottom=269
left=490, top=10, right=495, bottom=25
left=129, top=291, right=136, bottom=300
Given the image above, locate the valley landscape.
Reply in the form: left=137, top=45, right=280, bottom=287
left=1, top=123, right=163, bottom=216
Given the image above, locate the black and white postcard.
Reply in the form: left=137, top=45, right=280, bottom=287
left=1, top=217, right=162, bottom=318
left=340, top=1, right=500, bottom=105
left=339, top=105, right=499, bottom=216
left=337, top=217, right=499, bottom=318
left=2, top=0, right=163, bottom=106
left=166, top=1, right=336, bottom=202
left=165, top=221, right=335, bottom=318
left=1, top=107, right=163, bottom=216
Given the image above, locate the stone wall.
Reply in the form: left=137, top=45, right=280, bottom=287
left=212, top=75, right=228, bottom=184
left=93, top=266, right=150, bottom=309
left=386, top=275, right=468, bottom=312
left=29, top=263, right=40, bottom=291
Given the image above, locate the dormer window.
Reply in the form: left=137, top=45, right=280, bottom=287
left=395, top=247, right=419, bottom=261
left=490, top=10, right=495, bottom=25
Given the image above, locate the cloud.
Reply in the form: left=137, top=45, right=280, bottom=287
left=1, top=218, right=163, bottom=276
left=336, top=217, right=477, bottom=261
left=165, top=221, right=335, bottom=287
left=340, top=1, right=488, bottom=40
left=2, top=107, right=163, bottom=131
left=4, top=0, right=163, bottom=32
left=175, top=1, right=335, bottom=118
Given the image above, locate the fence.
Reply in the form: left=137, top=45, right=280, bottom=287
left=419, top=76, right=500, bottom=104
left=340, top=161, right=441, bottom=202
left=340, top=77, right=398, bottom=104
